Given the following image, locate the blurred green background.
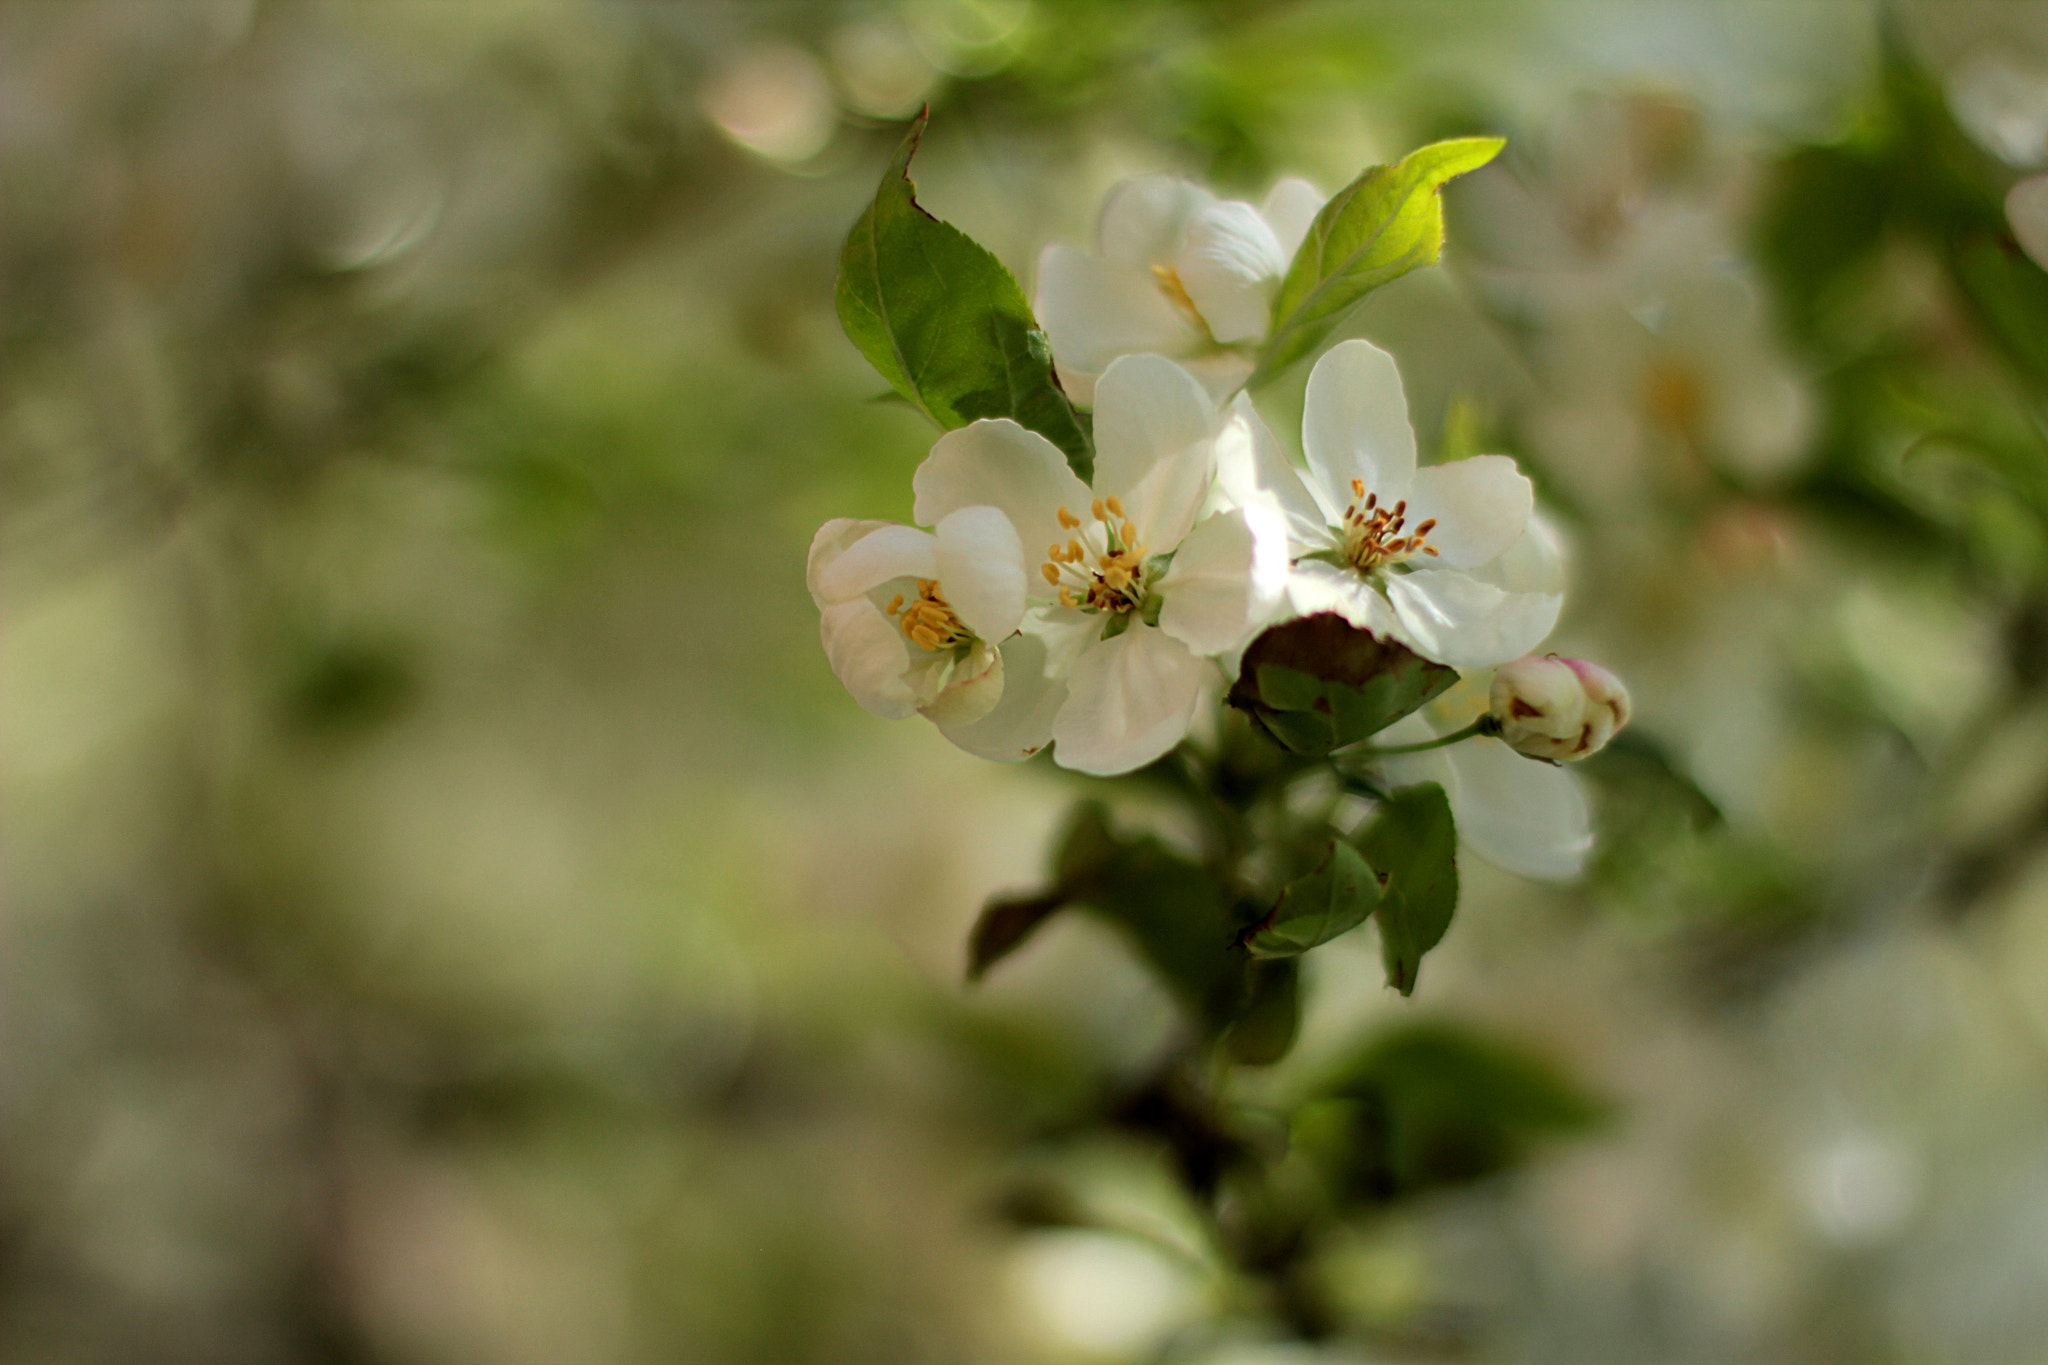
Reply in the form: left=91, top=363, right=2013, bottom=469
left=10, top=1, right=2048, bottom=1361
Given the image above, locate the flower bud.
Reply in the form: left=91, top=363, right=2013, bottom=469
left=1488, top=655, right=1630, bottom=761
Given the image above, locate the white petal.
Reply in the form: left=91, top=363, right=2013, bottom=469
left=813, top=523, right=937, bottom=603
left=1051, top=626, right=1212, bottom=776
left=1384, top=570, right=1561, bottom=670
left=1377, top=718, right=1590, bottom=882
left=1403, top=455, right=1533, bottom=569
left=938, top=632, right=1065, bottom=761
left=915, top=418, right=1093, bottom=573
left=1035, top=243, right=1198, bottom=390
left=1437, top=738, right=1592, bottom=880
left=1097, top=174, right=1215, bottom=267
left=1214, top=393, right=1330, bottom=549
left=1283, top=560, right=1400, bottom=635
left=819, top=600, right=917, bottom=719
left=1158, top=505, right=1289, bottom=655
left=934, top=506, right=1026, bottom=639
left=2009, top=174, right=2048, bottom=273
left=807, top=518, right=894, bottom=602
left=1176, top=351, right=1257, bottom=405
left=1023, top=603, right=1102, bottom=677
left=1261, top=177, right=1325, bottom=257
left=1092, top=354, right=1219, bottom=551
left=918, top=639, right=1005, bottom=727
left=1303, top=339, right=1417, bottom=509
left=1467, top=512, right=1568, bottom=596
left=1175, top=201, right=1286, bottom=344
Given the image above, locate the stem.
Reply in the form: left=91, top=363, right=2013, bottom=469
left=1350, top=714, right=1494, bottom=757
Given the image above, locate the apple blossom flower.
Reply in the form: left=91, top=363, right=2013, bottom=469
left=808, top=506, right=1064, bottom=760
left=912, top=353, right=1289, bottom=775
left=1035, top=175, right=1324, bottom=406
left=1217, top=339, right=1563, bottom=670
left=1489, top=654, right=1631, bottom=761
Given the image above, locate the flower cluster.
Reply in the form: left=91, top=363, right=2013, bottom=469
left=813, top=153, right=1633, bottom=883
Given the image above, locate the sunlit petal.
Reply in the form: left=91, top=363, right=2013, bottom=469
left=1384, top=570, right=1561, bottom=669
left=1303, top=339, right=1417, bottom=507
left=1158, top=504, right=1289, bottom=655
left=1214, top=393, right=1334, bottom=549
left=1093, top=354, right=1219, bottom=550
left=1404, top=455, right=1533, bottom=568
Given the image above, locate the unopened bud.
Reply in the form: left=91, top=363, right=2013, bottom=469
left=1489, top=655, right=1630, bottom=761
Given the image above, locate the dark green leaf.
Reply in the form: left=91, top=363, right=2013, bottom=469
left=1952, top=233, right=2048, bottom=390
left=1223, top=959, right=1301, bottom=1066
left=966, top=890, right=1071, bottom=982
left=835, top=112, right=1093, bottom=475
left=1226, top=613, right=1458, bottom=756
left=1240, top=839, right=1381, bottom=958
left=1355, top=782, right=1458, bottom=995
left=1298, top=1021, right=1604, bottom=1204
left=1255, top=137, right=1504, bottom=380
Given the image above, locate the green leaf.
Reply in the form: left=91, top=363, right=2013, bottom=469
left=1223, top=959, right=1301, bottom=1066
left=966, top=889, right=1070, bottom=982
left=835, top=112, right=1093, bottom=475
left=1240, top=839, right=1381, bottom=958
left=1297, top=1021, right=1604, bottom=1204
left=1226, top=613, right=1458, bottom=756
left=1355, top=782, right=1458, bottom=995
left=1255, top=137, right=1503, bottom=382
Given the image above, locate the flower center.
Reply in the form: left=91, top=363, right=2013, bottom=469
left=1040, top=496, right=1150, bottom=615
left=886, top=579, right=970, bottom=651
left=1339, top=478, right=1439, bottom=573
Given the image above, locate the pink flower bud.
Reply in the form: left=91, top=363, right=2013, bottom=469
left=1489, top=655, right=1631, bottom=761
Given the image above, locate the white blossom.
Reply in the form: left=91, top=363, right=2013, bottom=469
left=1035, top=175, right=1324, bottom=406
left=912, top=354, right=1289, bottom=775
left=1218, top=339, right=1563, bottom=670
left=808, top=506, right=1063, bottom=760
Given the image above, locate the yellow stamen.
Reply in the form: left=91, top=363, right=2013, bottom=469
left=1105, top=495, right=1124, bottom=519
left=1090, top=498, right=1106, bottom=522
left=1351, top=478, right=1366, bottom=499
left=886, top=593, right=905, bottom=615
left=1041, top=562, right=1061, bottom=584
left=1057, top=506, right=1081, bottom=530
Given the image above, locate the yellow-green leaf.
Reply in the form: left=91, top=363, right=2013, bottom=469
left=1256, top=137, right=1504, bottom=381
